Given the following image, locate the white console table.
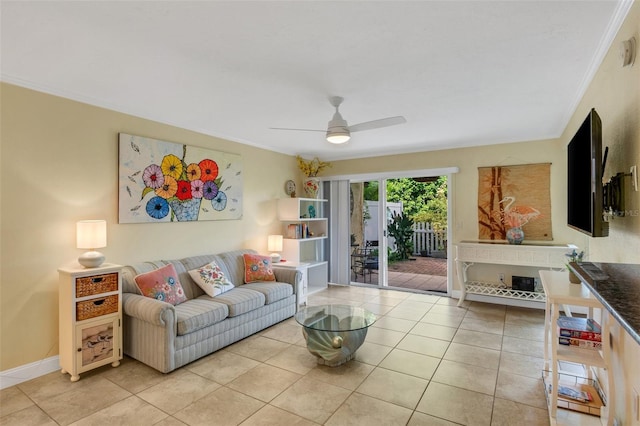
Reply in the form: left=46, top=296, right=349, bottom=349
left=455, top=241, right=577, bottom=307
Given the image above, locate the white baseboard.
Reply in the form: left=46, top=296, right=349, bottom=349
left=0, top=356, right=60, bottom=389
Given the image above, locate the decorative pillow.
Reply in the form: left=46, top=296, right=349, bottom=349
left=243, top=253, right=276, bottom=283
left=134, top=263, right=187, bottom=305
left=188, top=260, right=234, bottom=297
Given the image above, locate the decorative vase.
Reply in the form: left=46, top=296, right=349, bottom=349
left=168, top=198, right=201, bottom=221
left=303, top=178, right=320, bottom=198
left=568, top=270, right=581, bottom=284
left=506, top=227, right=524, bottom=245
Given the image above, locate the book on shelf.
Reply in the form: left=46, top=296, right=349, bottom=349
left=286, top=223, right=309, bottom=239
left=552, top=384, right=593, bottom=403
left=557, top=316, right=601, bottom=341
left=559, top=336, right=602, bottom=349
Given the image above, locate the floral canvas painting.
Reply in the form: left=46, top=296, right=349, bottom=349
left=477, top=163, right=552, bottom=241
left=119, top=133, right=242, bottom=223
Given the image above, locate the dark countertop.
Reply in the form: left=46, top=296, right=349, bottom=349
left=570, top=262, right=640, bottom=345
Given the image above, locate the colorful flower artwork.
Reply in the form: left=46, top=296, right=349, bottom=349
left=119, top=133, right=242, bottom=223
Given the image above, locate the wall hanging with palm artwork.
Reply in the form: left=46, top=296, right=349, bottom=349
left=477, top=163, right=552, bottom=244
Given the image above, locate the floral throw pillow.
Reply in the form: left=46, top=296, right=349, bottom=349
left=243, top=253, right=276, bottom=283
left=188, top=260, right=234, bottom=297
left=134, top=263, right=187, bottom=305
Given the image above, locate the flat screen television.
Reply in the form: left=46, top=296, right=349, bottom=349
left=567, top=108, right=609, bottom=237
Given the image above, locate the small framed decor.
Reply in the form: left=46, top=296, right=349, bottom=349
left=119, top=133, right=243, bottom=223
left=477, top=163, right=552, bottom=242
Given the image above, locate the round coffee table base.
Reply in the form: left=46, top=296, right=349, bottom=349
left=302, top=327, right=368, bottom=367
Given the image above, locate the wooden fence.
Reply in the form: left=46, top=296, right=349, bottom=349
left=412, top=222, right=447, bottom=256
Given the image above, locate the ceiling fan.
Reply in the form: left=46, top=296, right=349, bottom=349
left=270, top=96, right=406, bottom=144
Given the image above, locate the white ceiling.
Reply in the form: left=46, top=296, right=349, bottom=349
left=0, top=1, right=632, bottom=161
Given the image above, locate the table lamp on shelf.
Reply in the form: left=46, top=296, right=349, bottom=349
left=77, top=220, right=107, bottom=268
left=268, top=234, right=283, bottom=263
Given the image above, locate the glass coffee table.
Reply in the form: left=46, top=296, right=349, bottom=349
left=294, top=304, right=377, bottom=367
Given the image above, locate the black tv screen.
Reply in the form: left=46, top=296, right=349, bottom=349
left=567, top=108, right=608, bottom=237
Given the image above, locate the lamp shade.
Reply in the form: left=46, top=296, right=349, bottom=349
left=77, top=220, right=107, bottom=249
left=267, top=234, right=283, bottom=252
left=76, top=220, right=107, bottom=268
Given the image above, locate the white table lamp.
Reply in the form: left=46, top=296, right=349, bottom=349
left=268, top=234, right=283, bottom=263
left=77, top=220, right=107, bottom=268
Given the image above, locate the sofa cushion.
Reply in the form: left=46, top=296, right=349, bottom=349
left=188, top=260, right=234, bottom=297
left=241, top=282, right=293, bottom=305
left=174, top=298, right=229, bottom=336
left=134, top=263, right=187, bottom=306
left=242, top=253, right=276, bottom=283
left=213, top=287, right=265, bottom=317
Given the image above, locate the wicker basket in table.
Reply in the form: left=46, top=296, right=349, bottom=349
left=75, top=273, right=118, bottom=298
left=76, top=295, right=119, bottom=321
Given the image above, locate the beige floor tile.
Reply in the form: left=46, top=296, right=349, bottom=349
left=397, top=334, right=451, bottom=358
left=271, top=377, right=352, bottom=424
left=0, top=386, right=34, bottom=417
left=464, top=308, right=507, bottom=322
left=367, top=295, right=405, bottom=307
left=69, top=395, right=168, bottom=426
left=495, top=371, right=547, bottom=409
left=468, top=301, right=507, bottom=315
left=354, top=341, right=394, bottom=365
left=137, top=369, right=220, bottom=414
left=173, top=387, right=264, bottom=426
left=305, top=361, right=374, bottom=391
left=491, top=397, right=550, bottom=426
left=423, top=303, right=467, bottom=319
left=185, top=350, right=260, bottom=384
left=241, top=405, right=318, bottom=426
left=260, top=321, right=305, bottom=344
left=100, top=356, right=166, bottom=394
left=410, top=322, right=457, bottom=341
left=459, top=317, right=505, bottom=335
left=356, top=367, right=428, bottom=409
left=396, top=300, right=435, bottom=311
left=227, top=364, right=301, bottom=402
left=379, top=348, right=440, bottom=380
left=443, top=342, right=501, bottom=369
left=325, top=392, right=413, bottom=425
left=17, top=370, right=84, bottom=403
left=407, top=411, right=460, bottom=425
left=265, top=344, right=318, bottom=375
left=386, top=305, right=429, bottom=321
left=31, top=376, right=132, bottom=425
left=371, top=315, right=417, bottom=332
left=555, top=408, right=603, bottom=426
left=416, top=381, right=493, bottom=425
left=360, top=302, right=394, bottom=316
left=503, top=322, right=546, bottom=342
left=432, top=359, right=497, bottom=395
left=0, top=405, right=58, bottom=426
left=407, top=293, right=442, bottom=304
left=364, top=326, right=406, bottom=347
left=225, top=334, right=291, bottom=362
left=437, top=297, right=470, bottom=307
left=499, top=351, right=545, bottom=379
left=421, top=312, right=464, bottom=328
left=152, top=417, right=187, bottom=426
left=502, top=335, right=545, bottom=356
left=452, top=328, right=504, bottom=350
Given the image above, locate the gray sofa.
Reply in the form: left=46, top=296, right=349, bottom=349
left=120, top=249, right=299, bottom=373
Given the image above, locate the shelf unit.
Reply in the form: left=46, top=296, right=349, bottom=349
left=455, top=241, right=576, bottom=307
left=539, top=270, right=614, bottom=425
left=58, top=263, right=123, bottom=382
left=277, top=197, right=328, bottom=295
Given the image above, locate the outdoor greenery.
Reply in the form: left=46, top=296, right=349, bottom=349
left=386, top=211, right=415, bottom=260
left=363, top=176, right=448, bottom=261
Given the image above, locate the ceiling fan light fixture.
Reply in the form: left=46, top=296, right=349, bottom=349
left=326, top=131, right=351, bottom=144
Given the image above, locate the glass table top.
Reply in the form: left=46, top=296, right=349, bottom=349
left=294, top=304, right=377, bottom=332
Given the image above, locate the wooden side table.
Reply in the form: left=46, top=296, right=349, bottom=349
left=58, top=263, right=122, bottom=381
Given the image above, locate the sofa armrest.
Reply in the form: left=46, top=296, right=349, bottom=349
left=122, top=293, right=176, bottom=326
left=273, top=268, right=300, bottom=289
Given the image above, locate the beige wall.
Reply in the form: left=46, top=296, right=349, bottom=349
left=0, top=83, right=300, bottom=371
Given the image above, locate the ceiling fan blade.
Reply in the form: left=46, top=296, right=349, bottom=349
left=349, top=116, right=407, bottom=133
left=269, top=127, right=326, bottom=133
